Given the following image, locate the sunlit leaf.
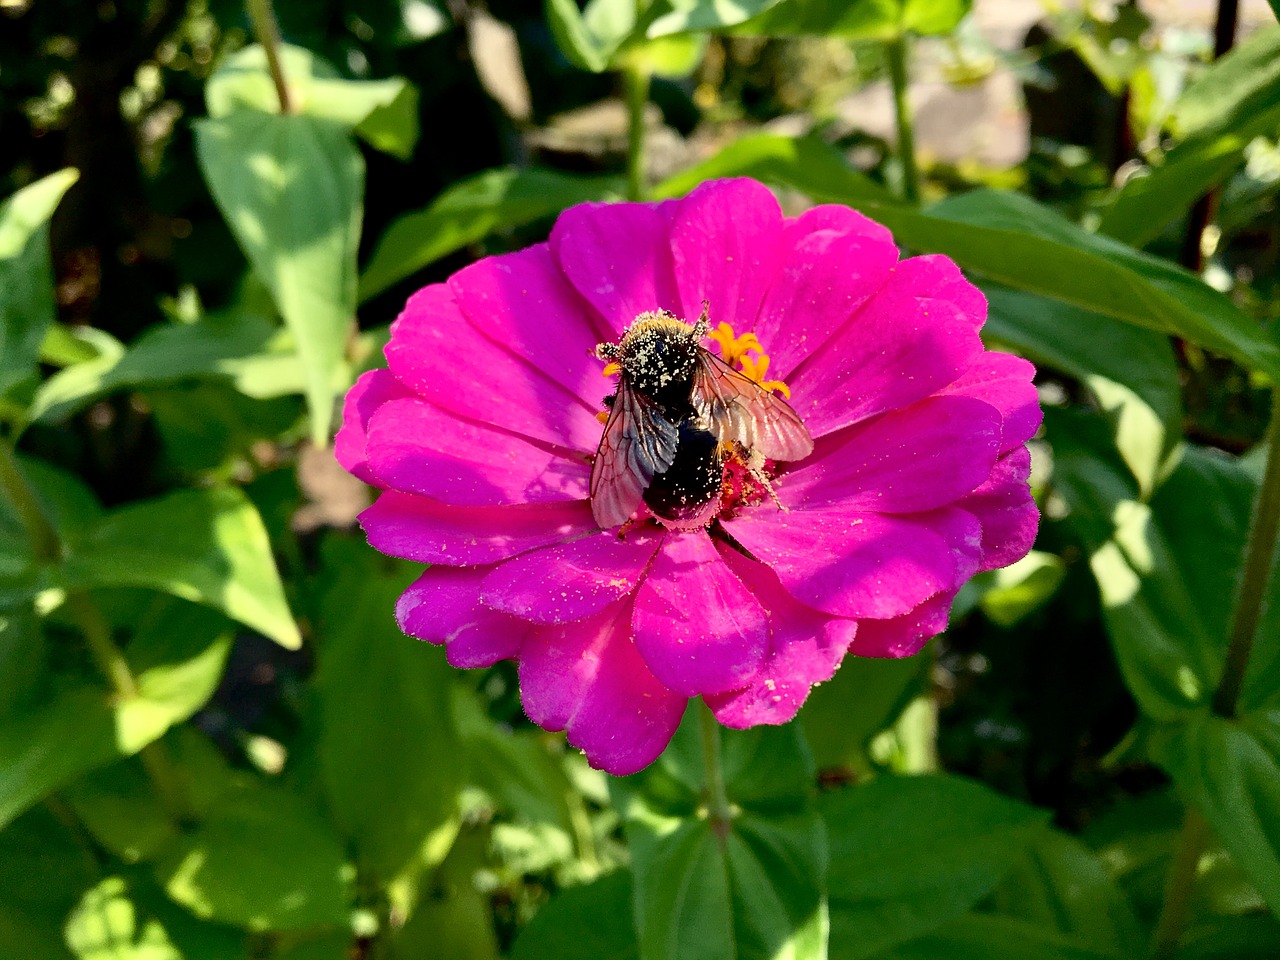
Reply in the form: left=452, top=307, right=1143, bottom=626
left=510, top=871, right=636, bottom=960
left=65, top=876, right=183, bottom=960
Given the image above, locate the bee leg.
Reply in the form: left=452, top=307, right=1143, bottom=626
left=692, top=300, right=711, bottom=341
left=745, top=446, right=787, bottom=512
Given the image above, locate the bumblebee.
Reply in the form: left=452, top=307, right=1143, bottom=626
left=591, top=306, right=814, bottom=530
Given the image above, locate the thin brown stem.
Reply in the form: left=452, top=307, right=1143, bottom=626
left=246, top=0, right=293, bottom=114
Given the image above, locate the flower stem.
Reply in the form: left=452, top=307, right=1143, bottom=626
left=246, top=0, right=293, bottom=114
left=624, top=65, right=651, bottom=202
left=0, top=441, right=60, bottom=565
left=886, top=33, right=920, bottom=205
left=1150, top=386, right=1280, bottom=957
left=698, top=700, right=733, bottom=839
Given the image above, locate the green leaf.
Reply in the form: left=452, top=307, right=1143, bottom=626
left=0, top=169, right=79, bottom=401
left=822, top=774, right=1047, bottom=959
left=312, top=544, right=461, bottom=881
left=799, top=654, right=927, bottom=771
left=359, top=167, right=621, bottom=301
left=647, top=0, right=786, bottom=38
left=154, top=782, right=352, bottom=932
left=873, top=914, right=1122, bottom=960
left=869, top=190, right=1280, bottom=384
left=207, top=44, right=419, bottom=158
left=63, top=758, right=179, bottom=863
left=653, top=132, right=895, bottom=206
left=65, top=876, right=183, bottom=960
left=1175, top=916, right=1280, bottom=960
left=546, top=0, right=610, bottom=71
left=977, top=551, right=1067, bottom=627
left=195, top=111, right=363, bottom=444
left=1169, top=25, right=1280, bottom=141
left=510, top=871, right=637, bottom=960
left=1151, top=711, right=1280, bottom=917
left=63, top=487, right=300, bottom=650
left=618, top=713, right=827, bottom=960
left=726, top=0, right=899, bottom=40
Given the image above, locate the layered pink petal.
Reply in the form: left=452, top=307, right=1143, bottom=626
left=396, top=565, right=528, bottom=667
left=366, top=397, right=589, bottom=506
left=385, top=283, right=602, bottom=453
left=632, top=531, right=769, bottom=696
left=780, top=396, right=1002, bottom=513
left=787, top=259, right=985, bottom=437
left=722, top=507, right=980, bottom=619
left=785, top=203, right=895, bottom=244
left=706, top=545, right=857, bottom=727
left=756, top=212, right=898, bottom=380
left=480, top=529, right=662, bottom=623
left=670, top=179, right=785, bottom=332
left=550, top=202, right=680, bottom=334
left=449, top=244, right=609, bottom=403
left=941, top=352, right=1041, bottom=454
left=335, top=369, right=413, bottom=486
left=519, top=601, right=687, bottom=775
left=893, top=254, right=987, bottom=331
left=849, top=591, right=953, bottom=659
left=359, top=492, right=593, bottom=565
left=957, top=446, right=1038, bottom=572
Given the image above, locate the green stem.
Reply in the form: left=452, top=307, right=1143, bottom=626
left=0, top=442, right=60, bottom=564
left=246, top=0, right=293, bottom=114
left=624, top=66, right=651, bottom=202
left=886, top=34, right=920, bottom=205
left=699, top=700, right=733, bottom=839
left=1214, top=385, right=1280, bottom=718
left=1150, top=809, right=1210, bottom=960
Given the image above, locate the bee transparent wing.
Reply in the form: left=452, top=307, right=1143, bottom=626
left=692, top=349, right=814, bottom=461
left=590, top=379, right=680, bottom=528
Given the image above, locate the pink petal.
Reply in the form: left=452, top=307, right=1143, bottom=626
left=669, top=179, right=785, bottom=332
left=893, top=254, right=987, bottom=331
left=787, top=258, right=985, bottom=438
left=786, top=204, right=895, bottom=244
left=849, top=591, right=953, bottom=659
left=957, top=446, right=1039, bottom=572
left=359, top=491, right=594, bottom=565
left=722, top=507, right=980, bottom=619
left=705, top=545, right=857, bottom=727
left=366, top=397, right=589, bottom=506
left=449, top=244, right=609, bottom=406
left=779, top=396, right=1002, bottom=513
left=756, top=213, right=898, bottom=380
left=519, top=601, right=687, bottom=775
left=940, top=352, right=1041, bottom=454
left=550, top=202, right=681, bottom=335
left=335, top=369, right=413, bottom=486
left=480, top=529, right=663, bottom=623
left=631, top=530, right=769, bottom=696
left=396, top=566, right=528, bottom=667
left=385, top=283, right=603, bottom=454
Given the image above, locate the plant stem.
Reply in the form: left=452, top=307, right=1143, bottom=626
left=1150, top=387, right=1280, bottom=956
left=886, top=34, right=920, bottom=205
left=0, top=441, right=60, bottom=565
left=1150, top=809, right=1210, bottom=960
left=624, top=66, right=651, bottom=202
left=1214, top=385, right=1280, bottom=718
left=699, top=700, right=733, bottom=839
left=246, top=0, right=293, bottom=114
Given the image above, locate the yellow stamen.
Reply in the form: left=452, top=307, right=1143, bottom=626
left=602, top=362, right=621, bottom=377
left=596, top=410, right=611, bottom=424
left=708, top=322, right=793, bottom=398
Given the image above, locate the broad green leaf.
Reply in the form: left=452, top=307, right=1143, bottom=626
left=207, top=44, right=419, bottom=158
left=977, top=551, right=1066, bottom=627
left=510, top=871, right=637, bottom=960
left=195, top=111, right=363, bottom=444
left=822, top=774, right=1047, bottom=959
left=63, top=487, right=300, bottom=649
left=0, top=604, right=45, bottom=715
left=1169, top=25, right=1280, bottom=140
left=0, top=805, right=98, bottom=960
left=1150, top=711, right=1280, bottom=917
left=874, top=914, right=1122, bottom=960
left=654, top=0, right=968, bottom=40
left=0, top=169, right=79, bottom=400
left=653, top=132, right=894, bottom=206
left=870, top=190, right=1280, bottom=384
left=618, top=713, right=827, bottom=960
left=63, top=758, right=179, bottom=863
left=29, top=312, right=286, bottom=426
left=313, top=542, right=460, bottom=881
left=359, top=167, right=621, bottom=301
left=65, top=876, right=182, bottom=960
left=647, top=0, right=786, bottom=38
left=983, top=286, right=1182, bottom=496
left=155, top=782, right=351, bottom=931
left=989, top=828, right=1143, bottom=955
left=546, top=0, right=610, bottom=71
left=389, top=829, right=502, bottom=960
left=1175, top=916, right=1280, bottom=959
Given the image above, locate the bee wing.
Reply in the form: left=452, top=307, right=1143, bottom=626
left=590, top=378, right=680, bottom=528
left=692, top=349, right=815, bottom=461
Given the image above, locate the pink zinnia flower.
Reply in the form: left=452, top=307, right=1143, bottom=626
left=336, top=178, right=1040, bottom=775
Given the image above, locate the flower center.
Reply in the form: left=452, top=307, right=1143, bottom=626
left=707, top=322, right=792, bottom=397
